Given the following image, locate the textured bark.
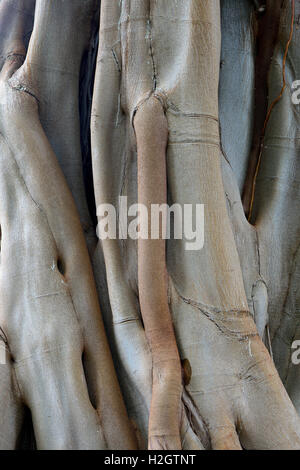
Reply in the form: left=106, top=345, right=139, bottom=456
left=220, top=0, right=300, bottom=412
left=0, top=0, right=300, bottom=450
left=0, top=0, right=135, bottom=450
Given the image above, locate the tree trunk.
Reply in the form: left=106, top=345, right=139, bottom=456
left=0, top=0, right=300, bottom=450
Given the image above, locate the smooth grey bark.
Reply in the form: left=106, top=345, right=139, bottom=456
left=0, top=0, right=136, bottom=450
left=220, top=0, right=300, bottom=412
left=91, top=0, right=300, bottom=450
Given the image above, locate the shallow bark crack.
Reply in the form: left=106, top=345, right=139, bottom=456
left=111, top=47, right=121, bottom=73
left=173, top=286, right=257, bottom=342
left=0, top=326, right=9, bottom=347
left=146, top=17, right=157, bottom=91
left=8, top=81, right=39, bottom=104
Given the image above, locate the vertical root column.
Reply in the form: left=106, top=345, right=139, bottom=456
left=242, top=0, right=287, bottom=220
left=134, top=95, right=182, bottom=450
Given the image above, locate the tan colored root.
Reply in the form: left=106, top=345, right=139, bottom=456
left=134, top=96, right=182, bottom=450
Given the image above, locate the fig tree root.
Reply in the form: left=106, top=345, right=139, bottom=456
left=134, top=95, right=182, bottom=450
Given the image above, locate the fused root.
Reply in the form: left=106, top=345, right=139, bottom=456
left=134, top=94, right=182, bottom=450
left=242, top=0, right=293, bottom=220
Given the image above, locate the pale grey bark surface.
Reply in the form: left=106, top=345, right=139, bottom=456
left=220, top=0, right=300, bottom=412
